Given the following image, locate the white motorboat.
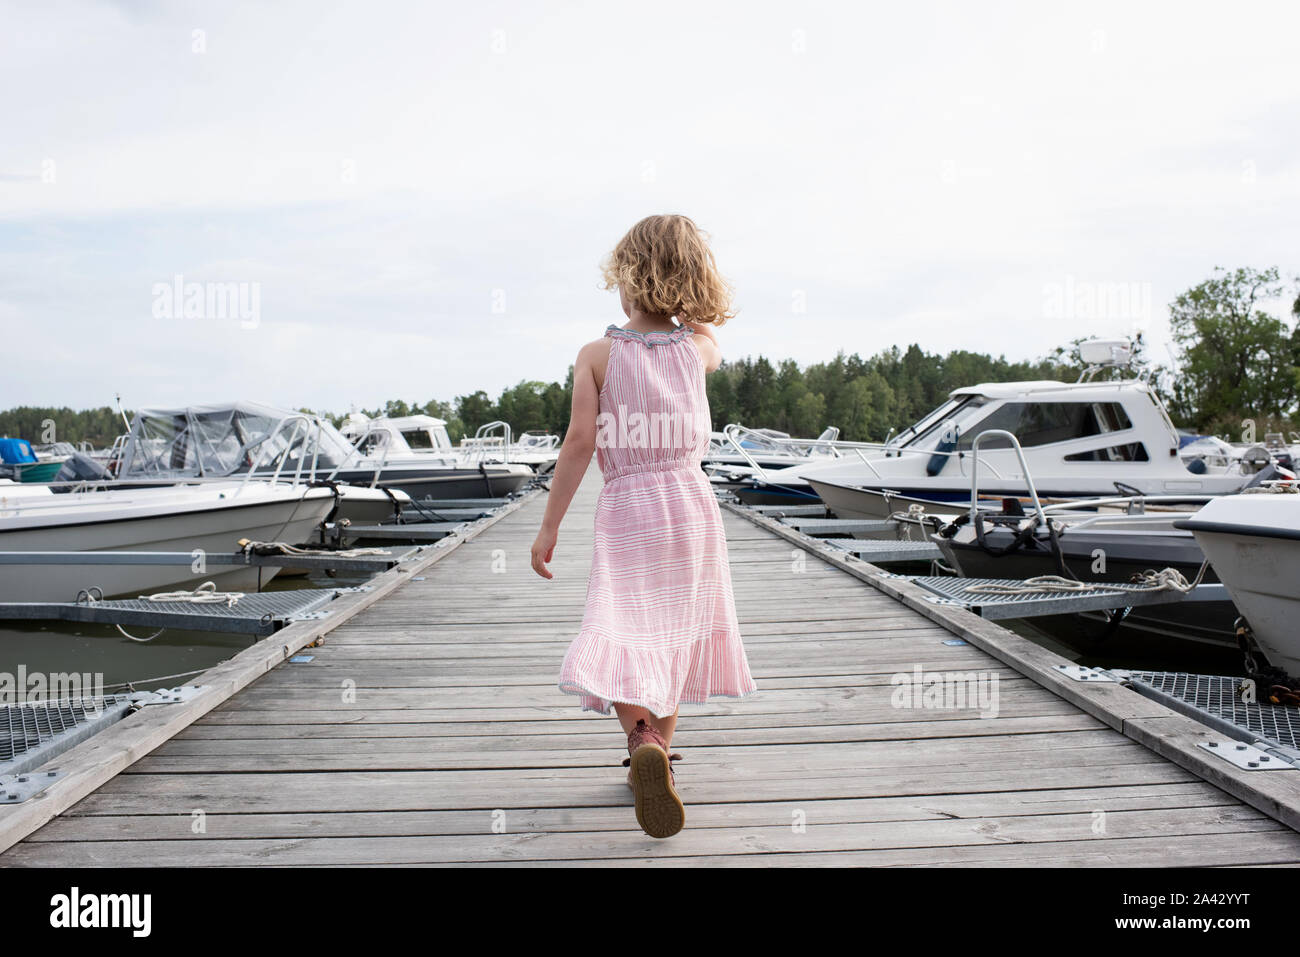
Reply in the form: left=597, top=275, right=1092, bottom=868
left=344, top=415, right=560, bottom=474
left=739, top=350, right=1252, bottom=515
left=117, top=402, right=533, bottom=503
left=703, top=425, right=859, bottom=491
left=0, top=479, right=337, bottom=602
left=1176, top=489, right=1300, bottom=676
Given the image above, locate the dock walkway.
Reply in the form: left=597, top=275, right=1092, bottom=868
left=5, top=464, right=1300, bottom=866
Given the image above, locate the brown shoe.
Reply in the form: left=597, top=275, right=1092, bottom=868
left=622, top=719, right=685, bottom=838
left=625, top=751, right=681, bottom=789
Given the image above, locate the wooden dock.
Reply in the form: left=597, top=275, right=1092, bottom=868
left=5, top=463, right=1300, bottom=866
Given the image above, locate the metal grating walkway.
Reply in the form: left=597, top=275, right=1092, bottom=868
left=1, top=696, right=135, bottom=778
left=1127, top=671, right=1300, bottom=756
left=902, top=575, right=1228, bottom=620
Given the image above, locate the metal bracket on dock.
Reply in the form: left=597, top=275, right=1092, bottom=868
left=335, top=521, right=467, bottom=541
left=1055, top=664, right=1131, bottom=683
left=127, top=685, right=208, bottom=707
left=822, top=539, right=943, bottom=563
left=746, top=504, right=829, bottom=517
left=0, top=769, right=62, bottom=803
left=779, top=517, right=899, bottom=535
left=1198, top=741, right=1297, bottom=771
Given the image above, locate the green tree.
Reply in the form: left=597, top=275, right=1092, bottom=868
left=496, top=381, right=550, bottom=435
left=455, top=391, right=497, bottom=436
left=1167, top=267, right=1299, bottom=433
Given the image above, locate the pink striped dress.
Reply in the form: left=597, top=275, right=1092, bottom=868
left=558, top=323, right=758, bottom=717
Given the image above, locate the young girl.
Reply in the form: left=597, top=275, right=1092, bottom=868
left=530, top=214, right=757, bottom=839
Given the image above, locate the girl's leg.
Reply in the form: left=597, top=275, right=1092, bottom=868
left=613, top=703, right=680, bottom=747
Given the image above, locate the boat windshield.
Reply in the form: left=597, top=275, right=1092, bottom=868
left=952, top=401, right=1133, bottom=451
left=120, top=403, right=359, bottom=477
left=899, top=396, right=990, bottom=450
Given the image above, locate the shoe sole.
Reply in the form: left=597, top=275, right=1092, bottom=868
left=629, top=744, right=684, bottom=838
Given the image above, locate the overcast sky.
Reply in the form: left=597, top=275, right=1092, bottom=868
left=2, top=0, right=1297, bottom=418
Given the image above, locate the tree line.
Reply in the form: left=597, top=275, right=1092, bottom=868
left=4, top=267, right=1296, bottom=450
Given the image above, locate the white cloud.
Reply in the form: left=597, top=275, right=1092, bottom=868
left=1, top=0, right=1298, bottom=413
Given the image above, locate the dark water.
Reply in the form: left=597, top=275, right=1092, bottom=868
left=1001, top=617, right=1247, bottom=677
left=0, top=567, right=373, bottom=697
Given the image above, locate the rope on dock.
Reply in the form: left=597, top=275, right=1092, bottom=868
left=965, top=575, right=1108, bottom=595
left=239, top=540, right=392, bottom=558
left=964, top=560, right=1211, bottom=597
left=78, top=581, right=247, bottom=643
left=138, top=581, right=245, bottom=606
left=100, top=667, right=211, bottom=692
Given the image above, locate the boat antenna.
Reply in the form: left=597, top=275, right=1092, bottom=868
left=115, top=393, right=130, bottom=430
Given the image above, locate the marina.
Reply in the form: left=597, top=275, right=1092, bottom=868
left=6, top=0, right=1299, bottom=938
left=3, top=463, right=1300, bottom=865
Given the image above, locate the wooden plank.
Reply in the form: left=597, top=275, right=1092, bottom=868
left=24, top=783, right=1232, bottom=842
left=2, top=806, right=1283, bottom=867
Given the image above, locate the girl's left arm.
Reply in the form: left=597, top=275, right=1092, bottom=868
left=530, top=342, right=600, bottom=579
left=680, top=319, right=722, bottom=372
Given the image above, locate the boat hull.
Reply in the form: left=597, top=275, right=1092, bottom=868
left=332, top=467, right=531, bottom=501
left=0, top=488, right=336, bottom=602
left=1180, top=495, right=1300, bottom=676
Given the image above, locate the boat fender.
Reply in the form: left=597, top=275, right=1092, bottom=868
left=926, top=432, right=957, bottom=477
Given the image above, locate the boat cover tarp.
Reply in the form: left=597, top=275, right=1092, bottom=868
left=118, top=401, right=359, bottom=478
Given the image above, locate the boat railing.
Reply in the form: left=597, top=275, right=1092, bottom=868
left=844, top=441, right=1007, bottom=481
left=720, top=424, right=773, bottom=480
left=466, top=421, right=515, bottom=465
left=719, top=422, right=1016, bottom=485
left=726, top=422, right=1013, bottom=477
left=242, top=413, right=316, bottom=493
left=851, top=448, right=883, bottom=479
left=1051, top=511, right=1205, bottom=532
left=723, top=423, right=858, bottom=458
left=968, top=430, right=1047, bottom=527
left=1038, top=493, right=1214, bottom=514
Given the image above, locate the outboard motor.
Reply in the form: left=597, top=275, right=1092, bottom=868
left=1242, top=463, right=1293, bottom=489
left=51, top=452, right=113, bottom=490
left=1240, top=445, right=1271, bottom=473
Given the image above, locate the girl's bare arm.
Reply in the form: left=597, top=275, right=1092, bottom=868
left=530, top=342, right=601, bottom=579
left=681, top=319, right=722, bottom=372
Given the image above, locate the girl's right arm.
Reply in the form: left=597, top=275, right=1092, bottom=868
left=530, top=341, right=601, bottom=579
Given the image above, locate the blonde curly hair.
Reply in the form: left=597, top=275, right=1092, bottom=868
left=600, top=214, right=735, bottom=326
